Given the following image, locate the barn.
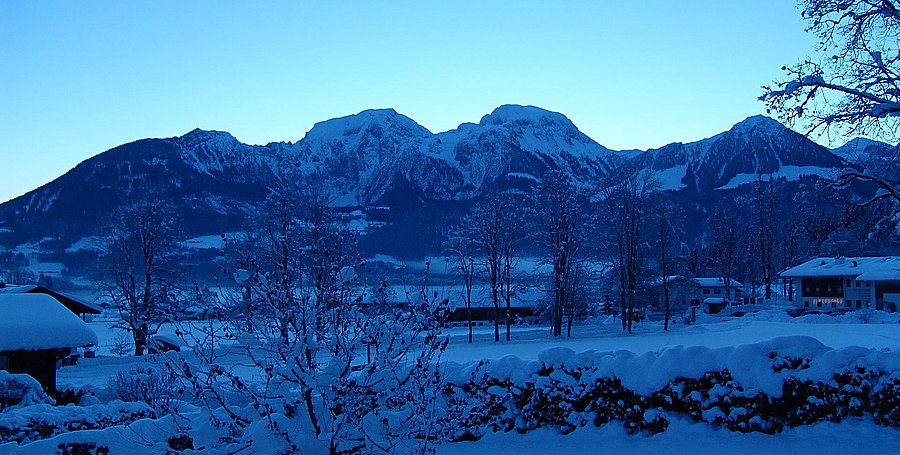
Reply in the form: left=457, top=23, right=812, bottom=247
left=0, top=294, right=98, bottom=392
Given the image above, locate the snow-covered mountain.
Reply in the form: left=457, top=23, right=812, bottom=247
left=0, top=107, right=868, bottom=260
left=632, top=115, right=850, bottom=192
left=285, top=105, right=616, bottom=205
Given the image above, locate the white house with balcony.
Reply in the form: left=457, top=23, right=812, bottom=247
left=779, top=256, right=900, bottom=312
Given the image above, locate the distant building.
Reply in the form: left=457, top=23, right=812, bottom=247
left=0, top=294, right=98, bottom=392
left=443, top=306, right=542, bottom=327
left=645, top=276, right=744, bottom=315
left=780, top=256, right=900, bottom=312
left=0, top=284, right=102, bottom=320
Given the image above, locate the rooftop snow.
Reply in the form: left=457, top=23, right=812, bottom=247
left=780, top=256, right=900, bottom=280
left=0, top=294, right=98, bottom=351
left=692, top=277, right=743, bottom=288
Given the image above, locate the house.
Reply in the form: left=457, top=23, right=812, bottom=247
left=645, top=276, right=745, bottom=314
left=0, top=284, right=102, bottom=320
left=780, top=256, right=900, bottom=312
left=0, top=294, right=98, bottom=392
left=443, top=306, right=542, bottom=327
left=691, top=278, right=744, bottom=302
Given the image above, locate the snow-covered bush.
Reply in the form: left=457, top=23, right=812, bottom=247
left=107, top=366, right=183, bottom=414
left=0, top=401, right=154, bottom=444
left=871, top=371, right=900, bottom=427
left=0, top=371, right=53, bottom=412
left=167, top=182, right=450, bottom=453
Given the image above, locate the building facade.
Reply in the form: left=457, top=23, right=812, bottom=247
left=780, top=257, right=900, bottom=312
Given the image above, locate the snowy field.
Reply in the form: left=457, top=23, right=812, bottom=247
left=36, top=308, right=900, bottom=453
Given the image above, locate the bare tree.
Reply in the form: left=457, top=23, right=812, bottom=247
left=465, top=194, right=523, bottom=342
left=754, top=175, right=779, bottom=301
left=537, top=171, right=585, bottom=337
left=99, top=196, right=179, bottom=356
left=655, top=201, right=682, bottom=331
left=599, top=169, right=657, bottom=334
left=707, top=204, right=740, bottom=305
left=444, top=231, right=477, bottom=343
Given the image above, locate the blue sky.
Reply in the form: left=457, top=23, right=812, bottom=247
left=0, top=1, right=815, bottom=203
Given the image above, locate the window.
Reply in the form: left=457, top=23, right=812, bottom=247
left=866, top=281, right=871, bottom=287
left=703, top=289, right=710, bottom=294
left=857, top=301, right=862, bottom=309
left=846, top=280, right=852, bottom=287
left=831, top=301, right=837, bottom=308
left=0, top=355, right=7, bottom=370
left=804, top=301, right=810, bottom=308
left=714, top=289, right=721, bottom=294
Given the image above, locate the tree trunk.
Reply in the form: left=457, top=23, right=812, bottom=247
left=663, top=283, right=671, bottom=332
left=467, top=305, right=473, bottom=344
left=492, top=287, right=500, bottom=342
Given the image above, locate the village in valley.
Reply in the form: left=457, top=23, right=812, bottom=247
left=3, top=1, right=900, bottom=454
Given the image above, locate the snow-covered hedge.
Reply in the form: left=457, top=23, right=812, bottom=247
left=0, top=371, right=53, bottom=412
left=0, top=400, right=155, bottom=445
left=442, top=336, right=900, bottom=440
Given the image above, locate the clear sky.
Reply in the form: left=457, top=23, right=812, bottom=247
left=0, top=1, right=816, bottom=203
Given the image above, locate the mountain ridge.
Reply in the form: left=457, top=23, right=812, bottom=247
left=0, top=105, right=870, bottom=260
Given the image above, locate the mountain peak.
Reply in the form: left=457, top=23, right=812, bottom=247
left=480, top=105, right=575, bottom=128
left=302, top=108, right=431, bottom=142
left=178, top=128, right=238, bottom=147
left=728, top=115, right=787, bottom=135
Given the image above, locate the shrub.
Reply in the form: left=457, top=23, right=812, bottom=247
left=107, top=366, right=183, bottom=414
left=0, top=370, right=53, bottom=411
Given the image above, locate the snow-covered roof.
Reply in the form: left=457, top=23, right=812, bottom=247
left=0, top=284, right=102, bottom=315
left=0, top=294, right=98, bottom=351
left=703, top=297, right=727, bottom=304
left=692, top=277, right=743, bottom=288
left=780, top=257, right=900, bottom=281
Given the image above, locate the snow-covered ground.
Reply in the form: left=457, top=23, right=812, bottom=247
left=33, top=308, right=900, bottom=453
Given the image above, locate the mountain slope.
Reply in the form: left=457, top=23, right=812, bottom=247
left=633, top=115, right=850, bottom=191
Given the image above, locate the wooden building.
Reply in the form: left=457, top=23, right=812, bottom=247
left=780, top=256, right=900, bottom=312
left=0, top=284, right=102, bottom=320
left=0, top=294, right=98, bottom=392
